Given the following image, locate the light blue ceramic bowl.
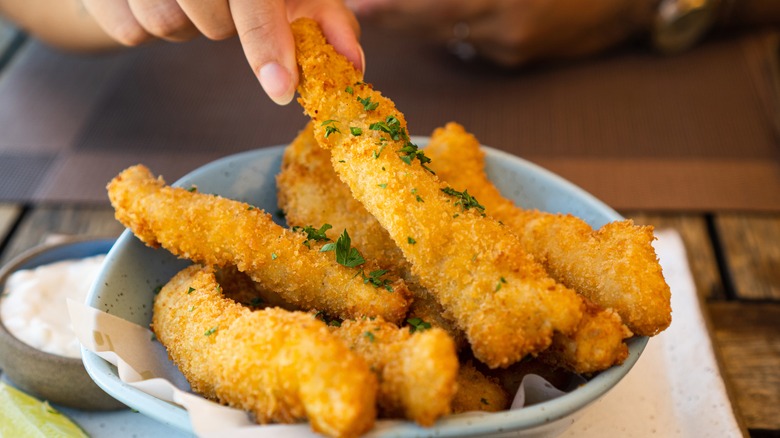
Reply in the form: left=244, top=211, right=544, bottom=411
left=84, top=140, right=647, bottom=437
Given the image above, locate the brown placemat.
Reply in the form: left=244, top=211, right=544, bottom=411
left=0, top=24, right=778, bottom=211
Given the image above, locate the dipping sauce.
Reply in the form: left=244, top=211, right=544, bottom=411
left=1, top=255, right=106, bottom=358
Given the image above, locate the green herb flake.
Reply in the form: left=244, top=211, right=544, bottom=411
left=324, top=125, right=340, bottom=138
left=407, top=317, right=432, bottom=333
left=364, top=331, right=376, bottom=342
left=187, top=186, right=197, bottom=192
left=271, top=253, right=278, bottom=260
left=407, top=237, right=416, bottom=245
left=378, top=183, right=387, bottom=189
left=480, top=398, right=490, bottom=405
left=187, top=287, right=195, bottom=294
left=361, top=269, right=393, bottom=291
left=357, top=96, right=379, bottom=111
left=153, top=285, right=163, bottom=295
left=350, top=126, right=363, bottom=136
left=247, top=206, right=255, bottom=211
left=188, top=305, right=196, bottom=312
left=293, top=223, right=333, bottom=248
left=345, top=85, right=354, bottom=95
left=441, top=187, right=486, bottom=215
left=320, top=229, right=366, bottom=268
left=204, top=326, right=218, bottom=336
left=397, top=142, right=434, bottom=173
left=495, top=277, right=507, bottom=292
left=249, top=297, right=264, bottom=307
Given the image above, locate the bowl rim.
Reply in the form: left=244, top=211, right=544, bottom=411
left=83, top=142, right=649, bottom=436
left=0, top=236, right=117, bottom=364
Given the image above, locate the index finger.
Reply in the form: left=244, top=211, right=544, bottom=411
left=230, top=0, right=298, bottom=105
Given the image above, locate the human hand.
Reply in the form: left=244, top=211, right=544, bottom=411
left=346, top=0, right=654, bottom=66
left=81, top=0, right=363, bottom=104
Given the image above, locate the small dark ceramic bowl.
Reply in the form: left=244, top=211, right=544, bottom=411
left=0, top=237, right=126, bottom=410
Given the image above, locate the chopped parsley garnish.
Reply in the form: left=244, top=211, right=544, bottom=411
left=441, top=187, right=486, bottom=215
left=480, top=398, right=490, bottom=405
left=321, top=119, right=340, bottom=138
left=320, top=229, right=365, bottom=268
left=350, top=126, right=363, bottom=136
left=373, top=144, right=386, bottom=159
left=369, top=115, right=404, bottom=141
left=407, top=237, right=416, bottom=245
left=378, top=183, right=387, bottom=188
left=411, top=188, right=424, bottom=202
left=293, top=223, right=332, bottom=248
left=495, top=277, right=507, bottom=291
left=361, top=269, right=393, bottom=291
left=345, top=85, right=354, bottom=95
left=407, top=317, right=431, bottom=333
left=204, top=326, right=218, bottom=336
left=397, top=142, right=434, bottom=173
left=188, top=305, right=195, bottom=312
left=364, top=331, right=376, bottom=342
left=247, top=206, right=255, bottom=211
left=153, top=284, right=163, bottom=295
left=271, top=253, right=278, bottom=260
left=187, top=287, right=195, bottom=294
left=357, top=96, right=379, bottom=111
left=249, top=297, right=264, bottom=307
left=314, top=310, right=344, bottom=327
left=187, top=186, right=197, bottom=192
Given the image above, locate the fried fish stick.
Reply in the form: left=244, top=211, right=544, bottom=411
left=278, top=124, right=466, bottom=348
left=424, top=123, right=671, bottom=336
left=152, top=265, right=377, bottom=438
left=293, top=18, right=583, bottom=368
left=330, top=317, right=458, bottom=426
left=278, top=122, right=409, bottom=272
left=108, top=164, right=410, bottom=324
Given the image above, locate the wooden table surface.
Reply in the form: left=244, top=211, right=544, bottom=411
left=0, top=18, right=778, bottom=438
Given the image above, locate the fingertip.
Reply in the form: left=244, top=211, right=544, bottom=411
left=258, top=62, right=297, bottom=105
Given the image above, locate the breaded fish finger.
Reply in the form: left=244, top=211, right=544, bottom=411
left=293, top=18, right=584, bottom=368
left=152, top=265, right=377, bottom=438
left=278, top=122, right=409, bottom=272
left=331, top=317, right=458, bottom=426
left=277, top=125, right=466, bottom=348
left=424, top=123, right=671, bottom=336
left=108, top=164, right=410, bottom=324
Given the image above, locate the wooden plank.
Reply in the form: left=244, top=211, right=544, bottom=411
left=715, top=214, right=780, bottom=300
left=0, top=205, right=123, bottom=264
left=708, top=301, right=780, bottom=431
left=622, top=212, right=725, bottom=300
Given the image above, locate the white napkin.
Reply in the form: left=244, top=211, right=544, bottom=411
left=561, top=229, right=741, bottom=437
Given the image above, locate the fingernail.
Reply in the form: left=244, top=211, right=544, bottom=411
left=258, top=62, right=294, bottom=105
left=358, top=45, right=366, bottom=74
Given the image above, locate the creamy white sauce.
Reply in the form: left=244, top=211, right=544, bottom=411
left=1, top=255, right=106, bottom=358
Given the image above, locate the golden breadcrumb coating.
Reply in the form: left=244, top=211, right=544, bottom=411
left=293, top=17, right=584, bottom=368
left=152, top=265, right=377, bottom=438
left=424, top=122, right=671, bottom=336
left=107, top=164, right=410, bottom=324
left=330, top=318, right=458, bottom=426
left=451, top=361, right=510, bottom=413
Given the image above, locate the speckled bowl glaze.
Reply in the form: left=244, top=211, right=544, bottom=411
left=0, top=237, right=126, bottom=410
left=84, top=141, right=648, bottom=436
